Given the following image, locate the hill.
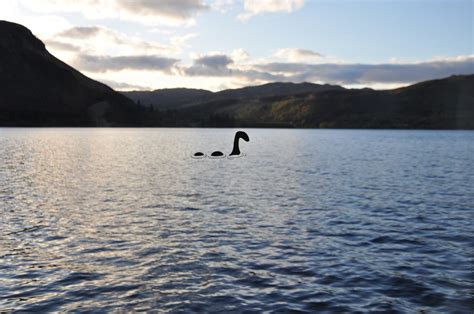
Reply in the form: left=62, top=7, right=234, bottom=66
left=124, top=88, right=213, bottom=110
left=123, top=82, right=344, bottom=111
left=124, top=75, right=474, bottom=129
left=0, top=20, right=141, bottom=126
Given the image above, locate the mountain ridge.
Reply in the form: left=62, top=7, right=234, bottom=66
left=122, top=82, right=346, bottom=110
left=122, top=74, right=474, bottom=129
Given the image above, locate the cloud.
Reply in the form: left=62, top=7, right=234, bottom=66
left=74, top=53, right=473, bottom=92
left=231, top=49, right=250, bottom=62
left=73, top=54, right=179, bottom=72
left=58, top=26, right=101, bottom=39
left=116, top=0, right=209, bottom=20
left=170, top=33, right=198, bottom=48
left=177, top=53, right=474, bottom=88
left=0, top=1, right=72, bottom=37
left=238, top=0, right=305, bottom=21
left=22, top=0, right=209, bottom=26
left=212, top=0, right=237, bottom=13
left=274, top=48, right=323, bottom=62
left=47, top=26, right=178, bottom=58
left=180, top=53, right=288, bottom=83
left=44, top=40, right=80, bottom=51
left=253, top=56, right=474, bottom=85
left=195, top=54, right=233, bottom=67
left=184, top=53, right=234, bottom=76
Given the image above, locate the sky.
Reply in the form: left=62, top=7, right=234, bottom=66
left=1, top=0, right=473, bottom=91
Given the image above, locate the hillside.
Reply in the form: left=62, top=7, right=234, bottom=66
left=123, top=82, right=344, bottom=111
left=124, top=75, right=474, bottom=129
left=124, top=88, right=213, bottom=110
left=214, top=75, right=474, bottom=129
left=0, top=20, right=141, bottom=126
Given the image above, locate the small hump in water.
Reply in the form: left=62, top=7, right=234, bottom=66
left=210, top=151, right=225, bottom=158
left=192, top=152, right=206, bottom=159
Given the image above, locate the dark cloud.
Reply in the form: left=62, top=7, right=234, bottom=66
left=58, top=26, right=101, bottom=39
left=295, top=49, right=323, bottom=58
left=74, top=54, right=179, bottom=72
left=195, top=54, right=233, bottom=67
left=232, top=69, right=285, bottom=82
left=117, top=0, right=209, bottom=19
left=184, top=54, right=234, bottom=76
left=251, top=57, right=474, bottom=85
left=179, top=54, right=473, bottom=86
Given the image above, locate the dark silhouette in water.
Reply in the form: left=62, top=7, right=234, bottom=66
left=194, top=131, right=250, bottom=158
left=229, top=131, right=250, bottom=156
left=210, top=151, right=225, bottom=157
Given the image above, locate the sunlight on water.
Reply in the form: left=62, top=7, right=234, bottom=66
left=1, top=128, right=473, bottom=312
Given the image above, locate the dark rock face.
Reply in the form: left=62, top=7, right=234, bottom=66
left=0, top=20, right=139, bottom=126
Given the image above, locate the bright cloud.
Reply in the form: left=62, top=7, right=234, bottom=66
left=274, top=48, right=324, bottom=62
left=231, top=49, right=251, bottom=62
left=0, top=2, right=71, bottom=37
left=238, top=0, right=305, bottom=21
left=51, top=26, right=177, bottom=56
left=21, top=0, right=209, bottom=26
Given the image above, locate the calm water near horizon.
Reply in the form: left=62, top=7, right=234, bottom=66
left=1, top=128, right=473, bottom=312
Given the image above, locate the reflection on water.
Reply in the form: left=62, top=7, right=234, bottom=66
left=1, top=128, right=473, bottom=312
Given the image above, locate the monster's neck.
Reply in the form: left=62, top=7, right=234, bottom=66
left=230, top=136, right=241, bottom=156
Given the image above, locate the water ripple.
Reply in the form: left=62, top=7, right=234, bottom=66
left=0, top=128, right=473, bottom=312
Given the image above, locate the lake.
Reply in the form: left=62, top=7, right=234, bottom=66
left=0, top=128, right=473, bottom=312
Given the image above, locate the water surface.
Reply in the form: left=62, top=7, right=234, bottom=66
left=1, top=128, right=473, bottom=312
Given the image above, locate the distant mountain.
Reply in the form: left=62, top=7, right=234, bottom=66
left=215, top=82, right=345, bottom=100
left=0, top=20, right=141, bottom=126
left=199, top=75, right=474, bottom=129
left=123, top=82, right=344, bottom=110
left=124, top=75, right=474, bottom=129
left=124, top=88, right=213, bottom=110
